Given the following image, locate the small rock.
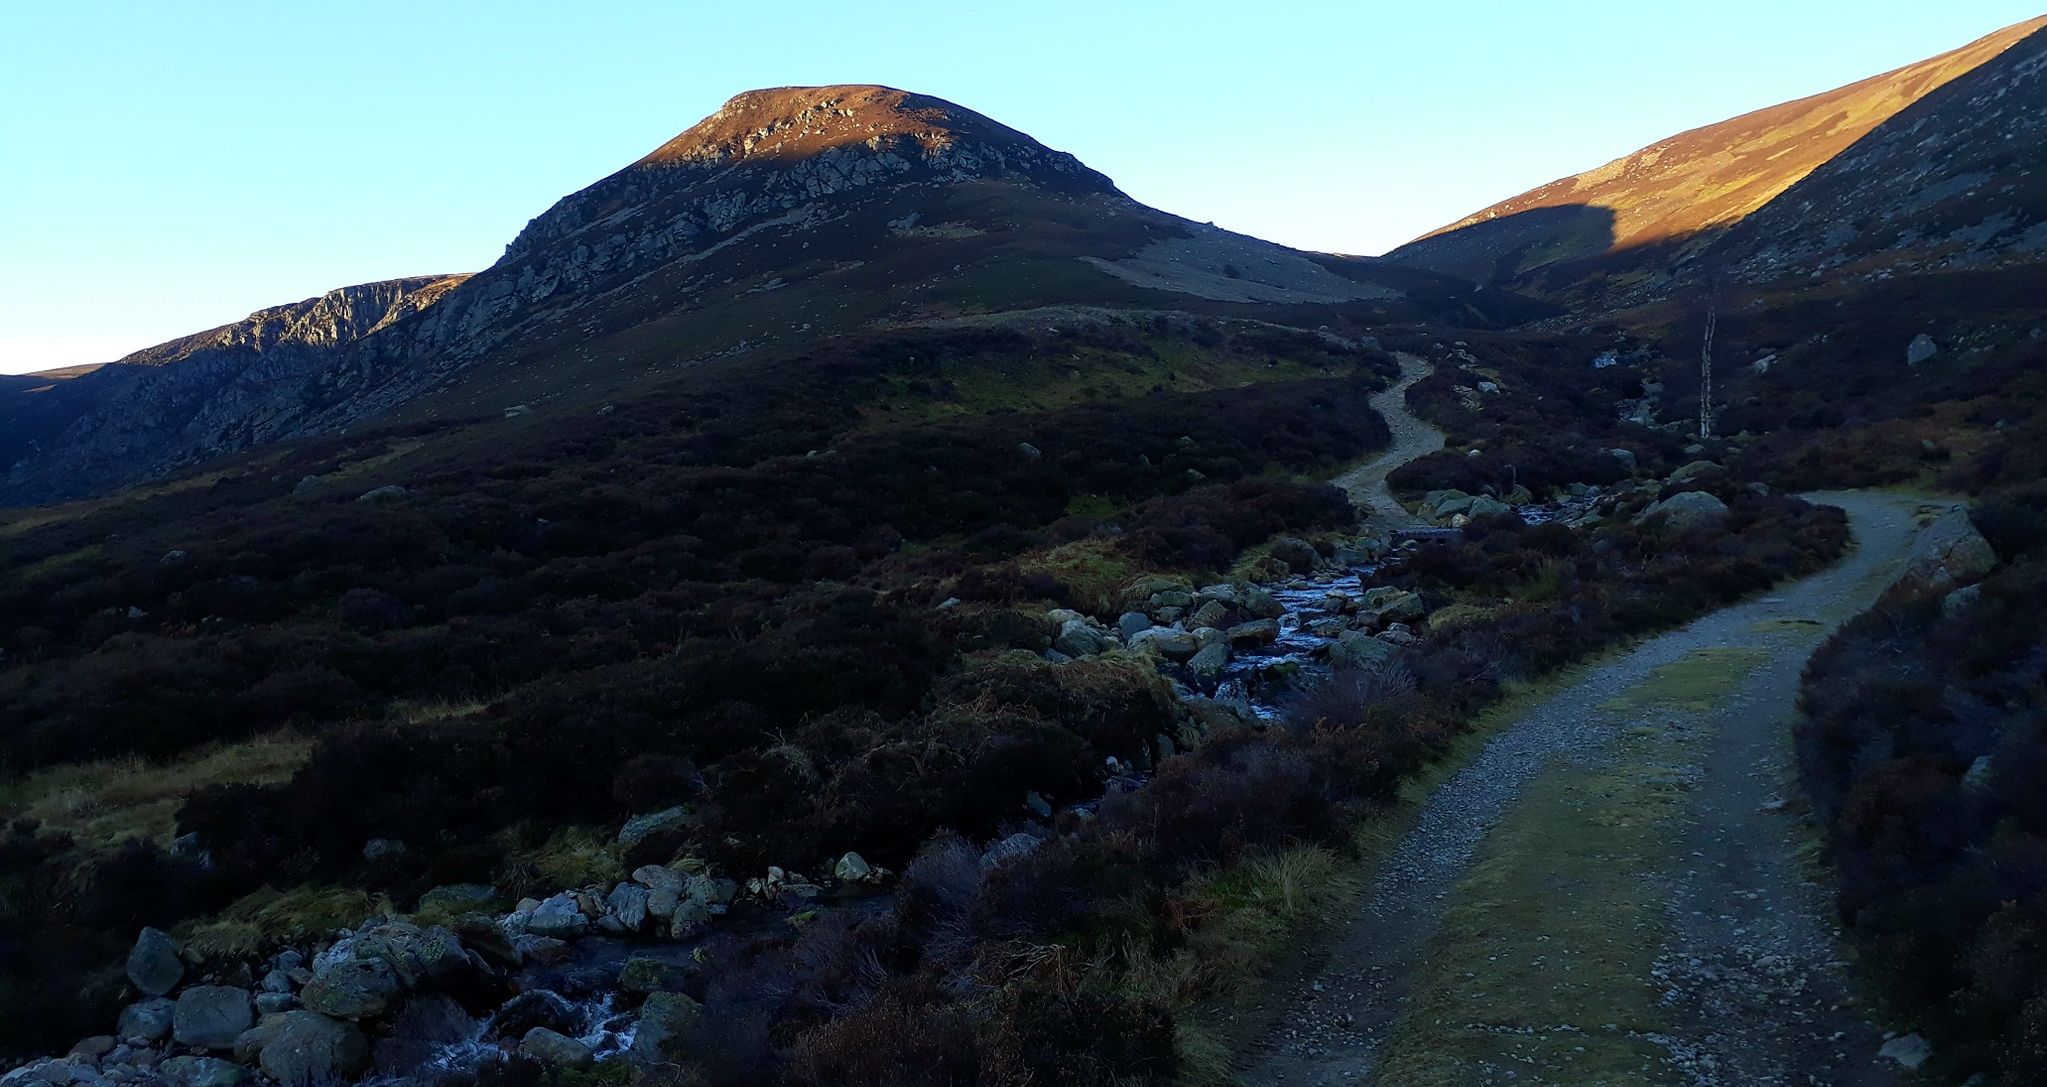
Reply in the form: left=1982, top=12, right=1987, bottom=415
left=1878, top=1032, right=1931, bottom=1069
left=1905, top=334, right=1938, bottom=367
left=158, top=1056, right=246, bottom=1087
left=834, top=852, right=872, bottom=882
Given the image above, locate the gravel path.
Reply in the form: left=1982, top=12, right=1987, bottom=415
left=1331, top=353, right=1442, bottom=530
left=1239, top=490, right=1958, bottom=1086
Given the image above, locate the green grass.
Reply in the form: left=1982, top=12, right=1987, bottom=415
left=0, top=732, right=313, bottom=851
left=181, top=885, right=388, bottom=960
left=1373, top=647, right=1764, bottom=1086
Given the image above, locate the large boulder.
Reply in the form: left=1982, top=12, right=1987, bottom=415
left=300, top=958, right=401, bottom=1021
left=126, top=928, right=185, bottom=997
left=607, top=882, right=651, bottom=932
left=1466, top=495, right=1514, bottom=518
left=1361, top=587, right=1425, bottom=624
left=1665, top=460, right=1722, bottom=485
left=251, top=1011, right=371, bottom=1084
left=1905, top=509, right=1999, bottom=591
left=344, top=922, right=470, bottom=988
left=1635, top=491, right=1728, bottom=531
left=173, top=987, right=254, bottom=1050
left=1242, top=586, right=1285, bottom=620
left=1116, top=612, right=1153, bottom=641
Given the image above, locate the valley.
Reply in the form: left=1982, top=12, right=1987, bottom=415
left=1, top=12, right=2045, bottom=1087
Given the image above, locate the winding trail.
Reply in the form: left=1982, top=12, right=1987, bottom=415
left=1240, top=491, right=1964, bottom=1086
left=1332, top=353, right=1442, bottom=530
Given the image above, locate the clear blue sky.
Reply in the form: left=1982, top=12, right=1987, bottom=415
left=1, top=2, right=2038, bottom=373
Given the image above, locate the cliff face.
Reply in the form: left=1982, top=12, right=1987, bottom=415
left=1385, top=16, right=2047, bottom=296
left=0, top=276, right=464, bottom=505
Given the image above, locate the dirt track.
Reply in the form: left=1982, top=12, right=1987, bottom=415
left=1240, top=491, right=1960, bottom=1086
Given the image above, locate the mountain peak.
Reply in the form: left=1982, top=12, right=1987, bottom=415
left=636, top=84, right=1043, bottom=169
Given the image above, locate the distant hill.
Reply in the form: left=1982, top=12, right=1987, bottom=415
left=1386, top=16, right=2047, bottom=303
left=2, top=85, right=1513, bottom=506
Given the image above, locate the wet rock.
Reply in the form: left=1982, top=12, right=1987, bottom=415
left=1269, top=537, right=1319, bottom=573
left=1243, top=586, right=1285, bottom=619
left=493, top=990, right=582, bottom=1040
left=158, top=1056, right=246, bottom=1087
left=521, top=1027, right=596, bottom=1069
left=251, top=1011, right=370, bottom=1084
left=1187, top=641, right=1231, bottom=685
left=300, top=959, right=400, bottom=1021
left=125, top=928, right=185, bottom=997
left=172, top=987, right=253, bottom=1050
left=117, top=999, right=175, bottom=1043
left=1226, top=620, right=1280, bottom=649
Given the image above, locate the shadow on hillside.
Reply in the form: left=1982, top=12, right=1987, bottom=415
left=1389, top=204, right=1616, bottom=285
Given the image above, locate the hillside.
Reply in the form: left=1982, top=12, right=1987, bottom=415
left=1386, top=16, right=2047, bottom=298
left=2, top=86, right=1517, bottom=507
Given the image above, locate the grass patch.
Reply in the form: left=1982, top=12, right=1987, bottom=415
left=1015, top=538, right=1147, bottom=616
left=1373, top=647, right=1761, bottom=1085
left=181, top=885, right=387, bottom=961
left=0, top=732, right=312, bottom=850
left=495, top=826, right=626, bottom=897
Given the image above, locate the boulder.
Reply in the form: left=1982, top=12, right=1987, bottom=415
left=1962, top=755, right=1995, bottom=794
left=1905, top=334, right=1938, bottom=367
left=68, top=1038, right=115, bottom=1061
left=618, top=956, right=687, bottom=996
left=1129, top=627, right=1199, bottom=661
left=252, top=1011, right=370, bottom=1084
left=1188, top=600, right=1231, bottom=630
left=493, top=990, right=583, bottom=1039
left=1466, top=496, right=1513, bottom=518
left=416, top=883, right=498, bottom=915
left=1242, top=586, right=1285, bottom=620
left=254, top=993, right=296, bottom=1015
left=607, top=882, right=651, bottom=931
left=520, top=1027, right=595, bottom=1070
left=980, top=832, right=1044, bottom=870
left=1148, top=589, right=1194, bottom=610
left=833, top=852, right=872, bottom=882
left=1635, top=491, right=1728, bottom=531
left=125, top=928, right=185, bottom=997
left=1878, top=1032, right=1931, bottom=1069
left=1609, top=448, right=1638, bottom=472
left=300, top=959, right=401, bottom=1021
left=628, top=992, right=703, bottom=1070
left=1268, top=537, right=1319, bottom=573
left=117, top=998, right=176, bottom=1043
left=618, top=806, right=696, bottom=849
left=172, top=987, right=253, bottom=1050
left=1331, top=631, right=1395, bottom=670
left=1116, top=612, right=1153, bottom=641
left=632, top=865, right=688, bottom=895
left=1053, top=619, right=1106, bottom=658
left=1225, top=620, right=1280, bottom=649
left=158, top=1056, right=246, bottom=1087
left=1361, top=588, right=1424, bottom=624
left=512, top=935, right=572, bottom=966
left=1905, top=509, right=1999, bottom=591
left=345, top=921, right=470, bottom=988
left=1941, top=583, right=1982, bottom=620
left=1665, top=460, right=1722, bottom=484
left=1186, top=642, right=1231, bottom=685
left=355, top=485, right=410, bottom=503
